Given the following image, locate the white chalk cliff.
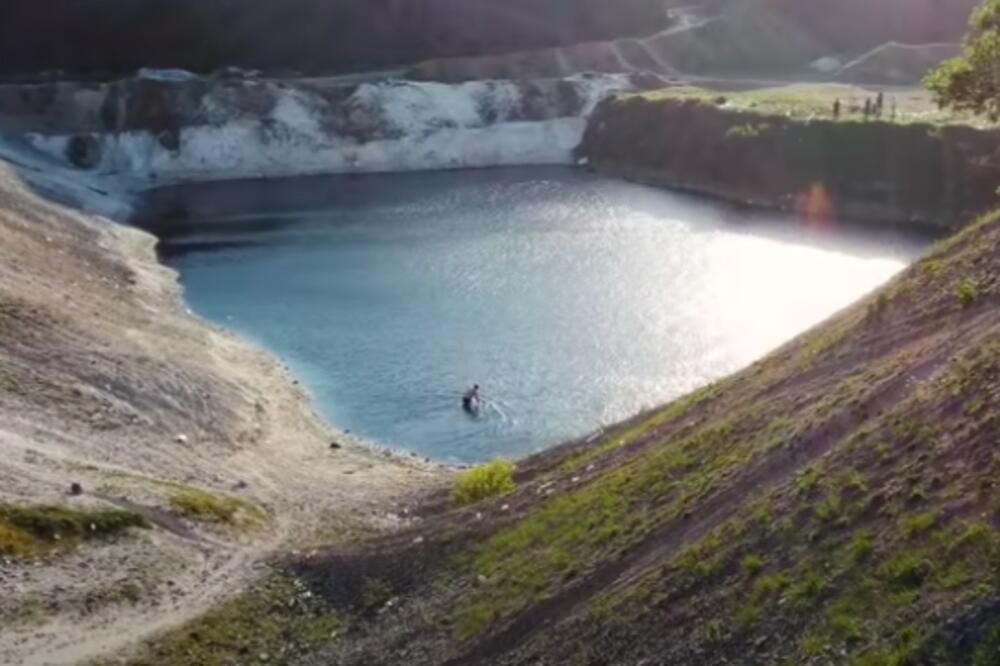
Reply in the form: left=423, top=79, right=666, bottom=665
left=17, top=72, right=640, bottom=187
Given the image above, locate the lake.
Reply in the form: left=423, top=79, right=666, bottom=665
left=143, top=167, right=929, bottom=463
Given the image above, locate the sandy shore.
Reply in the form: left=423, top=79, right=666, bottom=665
left=0, top=156, right=449, bottom=665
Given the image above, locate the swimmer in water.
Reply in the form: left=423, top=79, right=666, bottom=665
left=462, top=384, right=480, bottom=412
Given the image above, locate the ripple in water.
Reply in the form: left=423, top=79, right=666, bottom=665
left=149, top=167, right=930, bottom=463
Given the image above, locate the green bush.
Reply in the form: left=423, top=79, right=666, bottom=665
left=955, top=278, right=978, bottom=307
left=452, top=459, right=517, bottom=507
left=740, top=553, right=765, bottom=576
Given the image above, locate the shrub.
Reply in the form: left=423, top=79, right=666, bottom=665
left=956, top=278, right=978, bottom=307
left=452, top=459, right=517, bottom=507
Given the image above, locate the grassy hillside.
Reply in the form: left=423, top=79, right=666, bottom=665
left=287, top=208, right=997, bottom=665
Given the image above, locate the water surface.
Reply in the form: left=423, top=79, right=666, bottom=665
left=147, top=167, right=928, bottom=463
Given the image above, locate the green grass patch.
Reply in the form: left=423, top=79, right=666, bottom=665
left=560, top=381, right=721, bottom=472
left=848, top=529, right=874, bottom=563
left=879, top=553, right=936, bottom=592
left=451, top=459, right=516, bottom=507
left=740, top=553, right=765, bottom=576
left=955, top=277, right=979, bottom=307
left=168, top=487, right=265, bottom=527
left=900, top=509, right=938, bottom=537
left=0, top=503, right=148, bottom=558
left=108, top=574, right=342, bottom=666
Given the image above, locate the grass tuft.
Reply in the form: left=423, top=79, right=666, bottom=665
left=452, top=459, right=516, bottom=507
left=0, top=503, right=149, bottom=558
left=107, top=574, right=342, bottom=666
left=168, top=487, right=265, bottom=527
left=955, top=278, right=978, bottom=308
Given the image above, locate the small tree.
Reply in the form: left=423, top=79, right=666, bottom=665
left=925, top=0, right=1000, bottom=120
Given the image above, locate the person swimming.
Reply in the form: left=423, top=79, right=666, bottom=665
left=462, top=384, right=480, bottom=412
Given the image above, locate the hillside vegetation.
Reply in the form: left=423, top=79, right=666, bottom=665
left=263, top=204, right=998, bottom=665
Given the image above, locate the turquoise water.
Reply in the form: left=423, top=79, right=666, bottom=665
left=150, top=167, right=927, bottom=463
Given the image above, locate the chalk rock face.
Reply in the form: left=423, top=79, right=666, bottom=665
left=18, top=72, right=641, bottom=186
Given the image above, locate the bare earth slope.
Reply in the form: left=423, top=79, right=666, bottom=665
left=289, top=209, right=999, bottom=665
left=0, top=159, right=446, bottom=665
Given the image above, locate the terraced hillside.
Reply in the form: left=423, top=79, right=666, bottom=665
left=280, top=209, right=998, bottom=665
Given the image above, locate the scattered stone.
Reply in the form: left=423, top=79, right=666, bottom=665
left=234, top=480, right=248, bottom=490
left=329, top=442, right=342, bottom=450
left=476, top=574, right=489, bottom=585
left=175, top=434, right=189, bottom=444
left=412, top=535, right=425, bottom=545
left=69, top=482, right=83, bottom=496
left=500, top=504, right=510, bottom=512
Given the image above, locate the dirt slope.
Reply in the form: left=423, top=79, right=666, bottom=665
left=0, top=158, right=446, bottom=665
left=286, top=208, right=999, bottom=665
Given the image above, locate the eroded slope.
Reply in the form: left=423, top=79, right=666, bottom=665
left=0, top=158, right=444, bottom=665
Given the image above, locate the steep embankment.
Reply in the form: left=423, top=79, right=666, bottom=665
left=270, top=207, right=999, bottom=665
left=0, top=155, right=444, bottom=666
left=579, top=94, right=1000, bottom=230
left=0, top=71, right=640, bottom=186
